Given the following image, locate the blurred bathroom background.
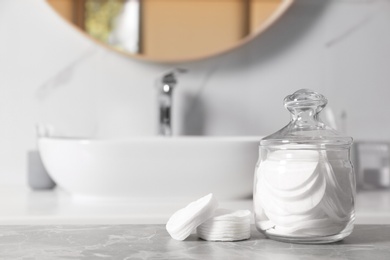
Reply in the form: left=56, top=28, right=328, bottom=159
left=0, top=0, right=390, bottom=188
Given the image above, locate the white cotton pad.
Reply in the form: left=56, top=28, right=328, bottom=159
left=197, top=231, right=251, bottom=242
left=196, top=209, right=251, bottom=241
left=257, top=220, right=275, bottom=231
left=267, top=218, right=344, bottom=237
left=197, top=222, right=250, bottom=234
left=259, top=170, right=326, bottom=215
left=261, top=165, right=322, bottom=201
left=261, top=152, right=319, bottom=191
left=208, top=209, right=251, bottom=220
left=263, top=205, right=325, bottom=227
left=166, top=193, right=218, bottom=241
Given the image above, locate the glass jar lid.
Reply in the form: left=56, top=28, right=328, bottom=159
left=260, top=89, right=353, bottom=149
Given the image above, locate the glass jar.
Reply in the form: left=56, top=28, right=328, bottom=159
left=254, top=89, right=355, bottom=244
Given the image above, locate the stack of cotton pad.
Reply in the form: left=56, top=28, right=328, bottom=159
left=166, top=193, right=218, bottom=241
left=166, top=194, right=252, bottom=242
left=197, top=209, right=251, bottom=241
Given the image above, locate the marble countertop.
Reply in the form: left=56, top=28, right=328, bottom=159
left=0, top=225, right=389, bottom=259
left=1, top=185, right=390, bottom=225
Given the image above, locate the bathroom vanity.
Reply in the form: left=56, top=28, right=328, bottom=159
left=0, top=224, right=389, bottom=259
left=0, top=185, right=389, bottom=258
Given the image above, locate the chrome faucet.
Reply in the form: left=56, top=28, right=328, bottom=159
left=157, top=68, right=186, bottom=136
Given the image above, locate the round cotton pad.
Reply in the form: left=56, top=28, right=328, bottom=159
left=166, top=193, right=218, bottom=241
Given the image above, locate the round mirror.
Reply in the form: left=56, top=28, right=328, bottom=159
left=47, top=0, right=293, bottom=62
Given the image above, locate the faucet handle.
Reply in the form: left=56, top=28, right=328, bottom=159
left=159, top=68, right=187, bottom=87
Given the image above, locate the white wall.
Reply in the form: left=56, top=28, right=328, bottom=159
left=0, top=0, right=389, bottom=183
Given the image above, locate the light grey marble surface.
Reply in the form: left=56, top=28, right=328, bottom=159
left=0, top=225, right=389, bottom=260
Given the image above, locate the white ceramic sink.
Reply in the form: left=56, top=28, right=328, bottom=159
left=38, top=137, right=261, bottom=200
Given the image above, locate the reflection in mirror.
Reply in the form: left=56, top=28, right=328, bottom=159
left=47, top=0, right=293, bottom=61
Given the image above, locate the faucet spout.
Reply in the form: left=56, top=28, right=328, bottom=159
left=157, top=68, right=186, bottom=136
left=159, top=84, right=173, bottom=136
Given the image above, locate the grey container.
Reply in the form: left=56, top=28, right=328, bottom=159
left=27, top=150, right=56, bottom=190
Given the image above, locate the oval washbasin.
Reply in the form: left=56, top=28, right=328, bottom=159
left=38, top=136, right=261, bottom=200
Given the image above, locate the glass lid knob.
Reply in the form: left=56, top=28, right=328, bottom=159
left=284, top=89, right=328, bottom=125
